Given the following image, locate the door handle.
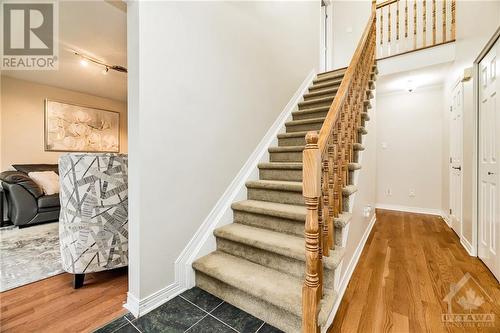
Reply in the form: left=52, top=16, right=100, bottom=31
left=488, top=171, right=496, bottom=175
left=452, top=166, right=462, bottom=171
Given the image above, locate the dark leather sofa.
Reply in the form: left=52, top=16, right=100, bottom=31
left=0, top=164, right=60, bottom=227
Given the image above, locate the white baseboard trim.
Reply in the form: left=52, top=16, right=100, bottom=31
left=322, top=213, right=377, bottom=332
left=440, top=210, right=452, bottom=227
left=460, top=237, right=476, bottom=257
left=174, top=69, right=317, bottom=290
left=124, top=282, right=185, bottom=318
left=375, top=203, right=443, bottom=216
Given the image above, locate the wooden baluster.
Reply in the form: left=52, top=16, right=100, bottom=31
left=451, top=0, right=456, bottom=40
left=396, top=1, right=400, bottom=43
left=321, top=157, right=329, bottom=257
left=423, top=0, right=427, bottom=47
left=388, top=4, right=392, bottom=47
left=405, top=0, right=409, bottom=40
left=442, top=0, right=447, bottom=42
left=302, top=132, right=321, bottom=333
left=413, top=0, right=417, bottom=49
left=327, top=142, right=335, bottom=250
left=432, top=0, right=436, bottom=45
left=380, top=7, right=384, bottom=47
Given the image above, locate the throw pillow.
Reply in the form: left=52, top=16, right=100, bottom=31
left=28, top=171, right=60, bottom=195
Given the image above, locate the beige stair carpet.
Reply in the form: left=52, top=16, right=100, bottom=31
left=193, top=66, right=376, bottom=333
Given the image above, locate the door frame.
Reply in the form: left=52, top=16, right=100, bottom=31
left=320, top=0, right=333, bottom=72
left=473, top=26, right=500, bottom=258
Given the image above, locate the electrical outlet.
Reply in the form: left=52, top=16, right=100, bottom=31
left=386, top=188, right=392, bottom=196
left=409, top=188, right=416, bottom=197
left=363, top=205, right=372, bottom=217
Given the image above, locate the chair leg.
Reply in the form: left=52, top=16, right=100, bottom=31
left=73, top=273, right=85, bottom=289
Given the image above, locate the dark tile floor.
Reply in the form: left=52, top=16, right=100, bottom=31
left=94, top=287, right=283, bottom=333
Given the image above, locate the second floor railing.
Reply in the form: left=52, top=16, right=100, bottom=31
left=376, top=0, right=456, bottom=59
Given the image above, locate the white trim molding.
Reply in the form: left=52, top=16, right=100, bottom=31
left=375, top=203, right=443, bottom=216
left=174, top=69, right=317, bottom=290
left=125, top=282, right=185, bottom=318
left=322, top=213, right=377, bottom=333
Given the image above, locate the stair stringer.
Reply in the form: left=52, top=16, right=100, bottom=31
left=321, top=88, right=377, bottom=333
left=174, top=69, right=316, bottom=290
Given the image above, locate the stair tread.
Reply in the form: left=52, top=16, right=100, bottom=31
left=292, top=106, right=330, bottom=116
left=286, top=117, right=325, bottom=126
left=269, top=145, right=305, bottom=153
left=246, top=179, right=303, bottom=192
left=258, top=162, right=303, bottom=170
left=309, top=80, right=343, bottom=91
left=303, top=87, right=339, bottom=98
left=277, top=131, right=315, bottom=139
left=343, top=185, right=358, bottom=196
left=193, top=251, right=305, bottom=317
left=232, top=200, right=306, bottom=221
left=334, top=212, right=352, bottom=228
left=317, top=67, right=347, bottom=78
left=353, top=143, right=365, bottom=151
left=298, top=96, right=334, bottom=106
left=215, top=223, right=344, bottom=270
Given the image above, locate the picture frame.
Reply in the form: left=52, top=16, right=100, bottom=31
left=44, top=99, right=120, bottom=153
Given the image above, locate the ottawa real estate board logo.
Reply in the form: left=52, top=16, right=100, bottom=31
left=1, top=0, right=58, bottom=70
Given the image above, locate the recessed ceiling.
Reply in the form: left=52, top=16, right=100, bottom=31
left=2, top=1, right=127, bottom=102
left=377, top=62, right=452, bottom=94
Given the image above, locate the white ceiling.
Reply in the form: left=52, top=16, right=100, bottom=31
left=2, top=0, right=127, bottom=102
left=377, top=62, right=452, bottom=95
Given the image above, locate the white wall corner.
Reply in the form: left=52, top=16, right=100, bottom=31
left=173, top=69, right=317, bottom=291
left=322, top=213, right=377, bottom=333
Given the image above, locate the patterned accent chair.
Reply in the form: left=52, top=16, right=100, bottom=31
left=58, top=153, right=128, bottom=288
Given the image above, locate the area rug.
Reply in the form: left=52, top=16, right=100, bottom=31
left=0, top=222, right=64, bottom=292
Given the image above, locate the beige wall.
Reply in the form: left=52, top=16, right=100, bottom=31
left=127, top=1, right=320, bottom=301
left=376, top=86, right=444, bottom=211
left=0, top=76, right=128, bottom=171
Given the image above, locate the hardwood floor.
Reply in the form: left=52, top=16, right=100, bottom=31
left=330, top=209, right=500, bottom=333
left=0, top=268, right=128, bottom=333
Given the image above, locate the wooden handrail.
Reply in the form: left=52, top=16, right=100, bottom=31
left=377, top=0, right=398, bottom=9
left=301, top=4, right=377, bottom=332
left=317, top=11, right=376, bottom=153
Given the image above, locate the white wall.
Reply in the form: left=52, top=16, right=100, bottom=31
left=331, top=0, right=372, bottom=69
left=127, top=1, right=319, bottom=304
left=376, top=86, right=444, bottom=212
left=0, top=76, right=128, bottom=171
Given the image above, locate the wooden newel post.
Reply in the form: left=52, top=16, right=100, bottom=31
left=302, top=131, right=321, bottom=333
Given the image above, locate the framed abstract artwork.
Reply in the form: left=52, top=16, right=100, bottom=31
left=44, top=99, right=120, bottom=152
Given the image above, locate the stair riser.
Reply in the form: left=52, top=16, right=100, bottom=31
left=247, top=188, right=305, bottom=206
left=269, top=151, right=302, bottom=163
left=234, top=212, right=304, bottom=237
left=216, top=238, right=335, bottom=287
left=278, top=136, right=306, bottom=147
left=286, top=121, right=323, bottom=133
left=298, top=100, right=332, bottom=110
left=259, top=168, right=302, bottom=182
left=195, top=272, right=300, bottom=333
left=293, top=110, right=329, bottom=121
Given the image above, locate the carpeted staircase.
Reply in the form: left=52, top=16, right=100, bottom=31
left=193, top=66, right=377, bottom=332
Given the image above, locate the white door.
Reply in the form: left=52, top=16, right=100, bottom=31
left=450, top=83, right=464, bottom=237
left=478, top=37, right=500, bottom=281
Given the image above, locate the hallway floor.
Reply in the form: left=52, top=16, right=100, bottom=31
left=330, top=209, right=500, bottom=333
